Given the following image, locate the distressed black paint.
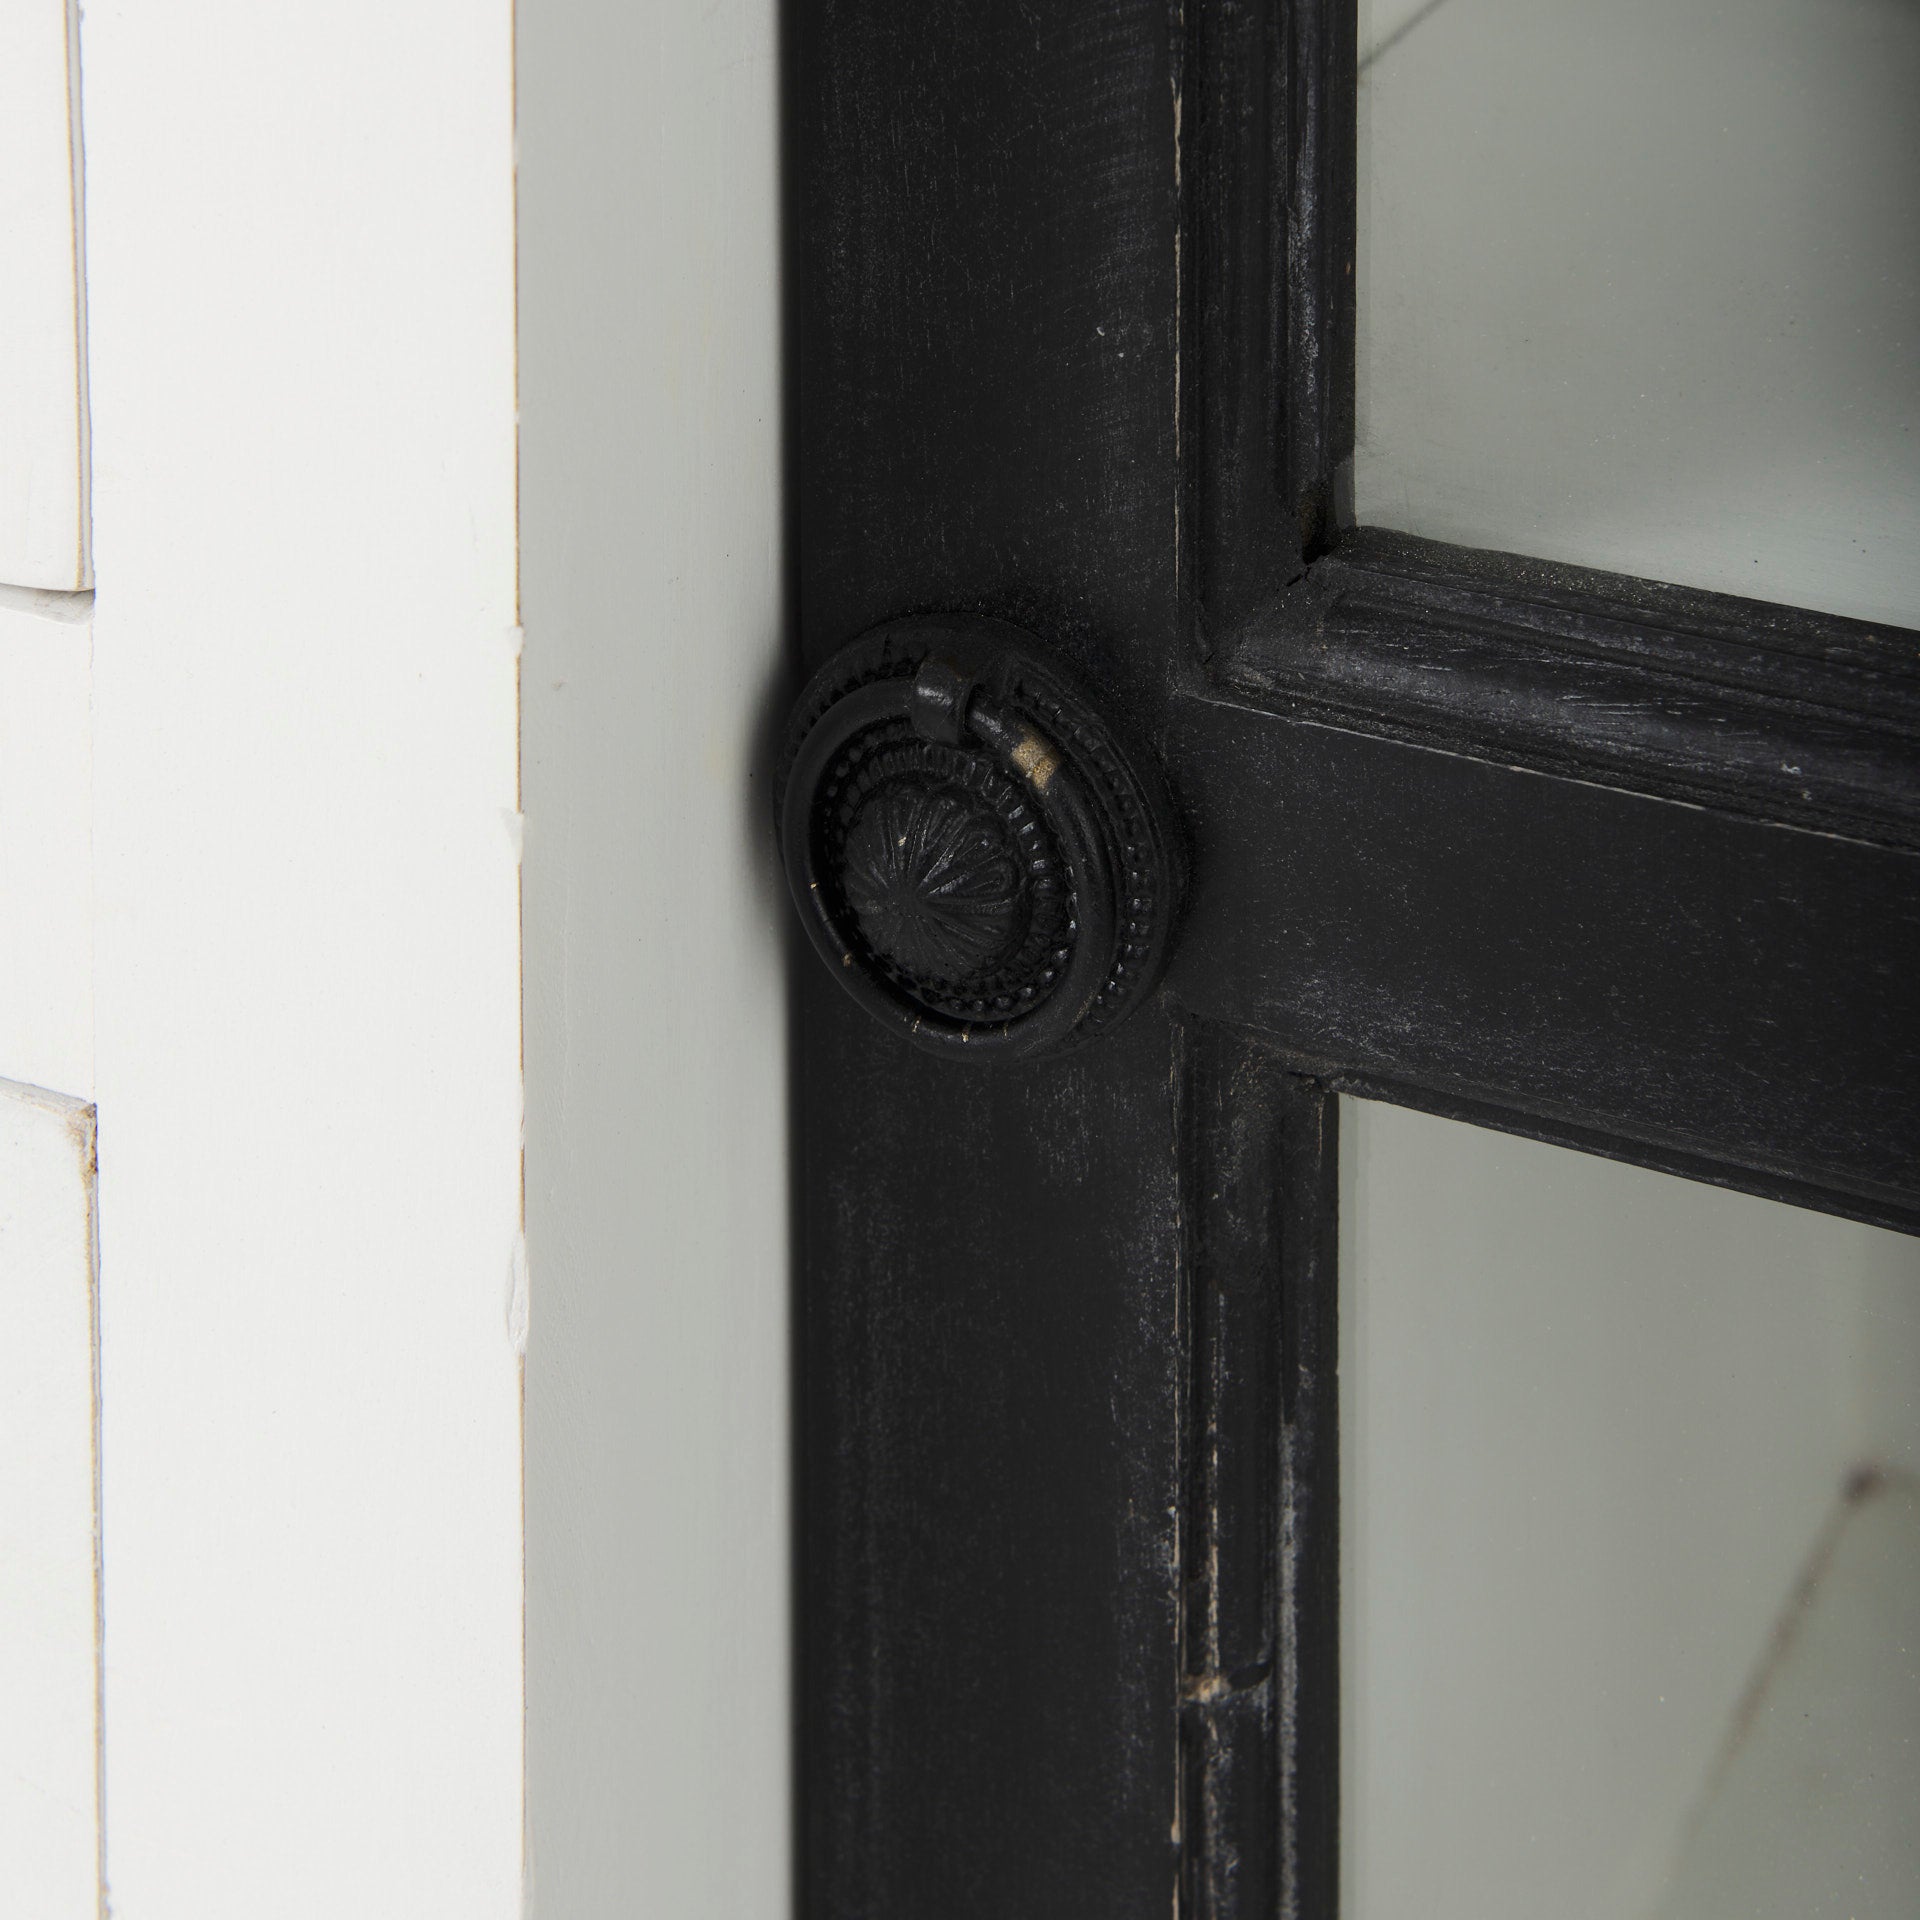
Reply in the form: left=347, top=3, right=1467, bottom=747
left=1176, top=1033, right=1338, bottom=1920
left=1168, top=688, right=1920, bottom=1226
left=1222, top=529, right=1920, bottom=849
left=791, top=3, right=1191, bottom=1912
left=798, top=988, right=1186, bottom=1915
left=789, top=0, right=1920, bottom=1913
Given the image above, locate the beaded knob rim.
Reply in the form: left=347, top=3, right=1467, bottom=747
left=779, top=618, right=1184, bottom=1060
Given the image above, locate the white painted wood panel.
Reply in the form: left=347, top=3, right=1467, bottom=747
left=0, top=587, right=92, bottom=1097
left=0, top=0, right=89, bottom=589
left=0, top=1080, right=101, bottom=1918
left=517, top=0, right=789, bottom=1911
left=78, top=1, right=525, bottom=1911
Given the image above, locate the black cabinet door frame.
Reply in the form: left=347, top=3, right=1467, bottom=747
left=788, top=4, right=1919, bottom=1914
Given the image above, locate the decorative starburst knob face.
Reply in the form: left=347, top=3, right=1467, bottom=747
left=780, top=619, right=1183, bottom=1061
left=841, top=782, right=1025, bottom=983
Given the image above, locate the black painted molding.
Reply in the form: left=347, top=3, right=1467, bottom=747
left=1184, top=0, right=1919, bottom=853
left=1181, top=0, right=1357, bottom=640
left=1215, top=528, right=1920, bottom=848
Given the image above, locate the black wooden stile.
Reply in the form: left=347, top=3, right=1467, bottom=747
left=788, top=1, right=1920, bottom=1914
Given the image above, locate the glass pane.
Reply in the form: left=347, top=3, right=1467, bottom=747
left=1341, top=1101, right=1920, bottom=1919
left=1355, top=0, right=1920, bottom=628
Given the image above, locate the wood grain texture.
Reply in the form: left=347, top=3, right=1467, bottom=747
left=799, top=984, right=1185, bottom=1916
left=790, top=0, right=1920, bottom=1912
left=1168, top=685, right=1920, bottom=1225
left=1183, top=0, right=1355, bottom=643
left=792, top=0, right=1180, bottom=707
left=1220, top=529, right=1920, bottom=849
left=792, top=3, right=1193, bottom=1909
left=1176, top=1035, right=1337, bottom=1920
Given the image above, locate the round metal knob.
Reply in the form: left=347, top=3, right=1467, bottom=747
left=780, top=618, right=1183, bottom=1060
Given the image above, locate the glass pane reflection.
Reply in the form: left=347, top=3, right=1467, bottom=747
left=1355, top=0, right=1920, bottom=627
left=1340, top=1102, right=1920, bottom=1918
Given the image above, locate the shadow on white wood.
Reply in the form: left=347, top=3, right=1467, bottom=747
left=518, top=1, right=790, bottom=1912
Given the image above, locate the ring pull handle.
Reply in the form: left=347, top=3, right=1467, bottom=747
left=779, top=618, right=1183, bottom=1060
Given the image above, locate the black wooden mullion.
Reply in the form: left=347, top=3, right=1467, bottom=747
left=1273, top=1070, right=1340, bottom=1920
left=1177, top=1018, right=1284, bottom=1919
left=788, top=0, right=1920, bottom=1909
left=1198, top=3, right=1918, bottom=852
left=1174, top=1023, right=1341, bottom=1916
left=1277, top=0, right=1355, bottom=562
left=1216, top=532, right=1920, bottom=850
left=1184, top=0, right=1920, bottom=1229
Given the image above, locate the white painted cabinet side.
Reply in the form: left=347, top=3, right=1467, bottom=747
left=0, top=0, right=89, bottom=589
left=0, top=1081, right=101, bottom=1918
left=518, top=0, right=790, bottom=1912
left=0, top=589, right=93, bottom=1097
left=78, top=1, right=525, bottom=1912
